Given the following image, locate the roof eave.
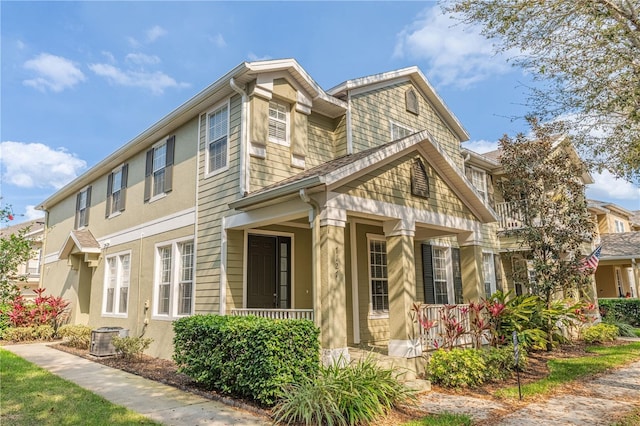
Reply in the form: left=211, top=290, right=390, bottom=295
left=229, top=176, right=324, bottom=210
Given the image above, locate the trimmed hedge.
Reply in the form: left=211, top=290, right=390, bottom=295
left=599, top=299, right=640, bottom=326
left=173, top=315, right=320, bottom=406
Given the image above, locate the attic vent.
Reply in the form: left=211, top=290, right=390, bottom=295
left=411, top=159, right=429, bottom=199
left=406, top=89, right=419, bottom=115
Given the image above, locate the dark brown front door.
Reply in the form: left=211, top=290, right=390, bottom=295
left=247, top=234, right=291, bottom=309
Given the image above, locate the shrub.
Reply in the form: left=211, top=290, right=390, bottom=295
left=482, top=345, right=528, bottom=381
left=58, top=324, right=92, bottom=349
left=599, top=299, right=640, bottom=327
left=111, top=336, right=153, bottom=360
left=5, top=289, right=69, bottom=332
left=2, top=326, right=36, bottom=342
left=273, top=356, right=414, bottom=426
left=583, top=323, right=619, bottom=343
left=428, top=348, right=486, bottom=388
left=0, top=303, right=11, bottom=334
left=33, top=324, right=55, bottom=340
left=173, top=315, right=320, bottom=406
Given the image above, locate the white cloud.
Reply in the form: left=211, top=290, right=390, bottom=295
left=126, top=53, right=161, bottom=65
left=210, top=34, right=226, bottom=48
left=24, top=206, right=45, bottom=221
left=247, top=52, right=272, bottom=61
left=394, top=7, right=513, bottom=88
left=463, top=139, right=499, bottom=154
left=587, top=170, right=640, bottom=210
left=101, top=51, right=117, bottom=64
left=0, top=141, right=86, bottom=189
left=23, top=53, right=86, bottom=92
left=88, top=63, right=189, bottom=95
left=146, top=25, right=167, bottom=43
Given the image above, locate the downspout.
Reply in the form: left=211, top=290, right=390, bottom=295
left=300, top=189, right=320, bottom=328
left=346, top=90, right=353, bottom=155
left=230, top=78, right=249, bottom=195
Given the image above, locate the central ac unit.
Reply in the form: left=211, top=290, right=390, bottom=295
left=90, top=327, right=129, bottom=357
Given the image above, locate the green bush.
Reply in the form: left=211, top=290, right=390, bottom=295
left=2, top=326, right=36, bottom=341
left=482, top=345, right=528, bottom=381
left=173, top=315, right=320, bottom=406
left=599, top=299, right=640, bottom=326
left=273, top=356, right=414, bottom=426
left=58, top=324, right=92, bottom=349
left=112, top=336, right=153, bottom=360
left=0, top=303, right=11, bottom=334
left=428, top=348, right=486, bottom=388
left=583, top=323, right=619, bottom=343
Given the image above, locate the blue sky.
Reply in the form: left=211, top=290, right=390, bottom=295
left=1, top=1, right=638, bottom=224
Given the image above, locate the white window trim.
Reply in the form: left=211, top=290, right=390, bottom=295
left=614, top=219, right=625, bottom=233
left=431, top=245, right=455, bottom=305
left=76, top=186, right=90, bottom=230
left=148, top=139, right=168, bottom=203
left=367, top=234, right=389, bottom=319
left=205, top=100, right=231, bottom=178
left=108, top=165, right=125, bottom=218
left=268, top=99, right=290, bottom=147
left=469, top=166, right=488, bottom=203
left=389, top=120, right=414, bottom=142
left=102, top=250, right=132, bottom=318
left=152, top=236, right=196, bottom=320
left=482, top=251, right=497, bottom=298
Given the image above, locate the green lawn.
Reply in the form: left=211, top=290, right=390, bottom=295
left=0, top=349, right=160, bottom=426
left=403, top=413, right=473, bottom=426
left=496, top=342, right=640, bottom=398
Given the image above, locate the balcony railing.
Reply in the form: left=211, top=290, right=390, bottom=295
left=231, top=308, right=314, bottom=320
left=415, top=304, right=474, bottom=350
left=495, top=200, right=529, bottom=231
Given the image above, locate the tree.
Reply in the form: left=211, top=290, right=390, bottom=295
left=0, top=205, right=33, bottom=304
left=498, top=117, right=596, bottom=348
left=446, top=0, right=640, bottom=183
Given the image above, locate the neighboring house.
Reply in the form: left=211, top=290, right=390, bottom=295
left=588, top=200, right=640, bottom=299
left=0, top=219, right=45, bottom=299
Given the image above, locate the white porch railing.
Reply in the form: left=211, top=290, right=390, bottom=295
left=495, top=200, right=529, bottom=230
left=230, top=308, right=314, bottom=320
left=416, top=304, right=474, bottom=350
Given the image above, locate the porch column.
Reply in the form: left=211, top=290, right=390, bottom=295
left=318, top=207, right=349, bottom=365
left=459, top=244, right=484, bottom=302
left=384, top=219, right=421, bottom=358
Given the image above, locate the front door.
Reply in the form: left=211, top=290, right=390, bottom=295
left=247, top=234, right=291, bottom=309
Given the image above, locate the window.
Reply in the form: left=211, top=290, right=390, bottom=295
left=144, top=136, right=175, bottom=202
left=27, top=248, right=41, bottom=276
left=268, top=100, right=289, bottom=145
left=368, top=237, right=388, bottom=313
left=154, top=239, right=195, bottom=318
left=390, top=121, right=413, bottom=141
left=103, top=253, right=130, bottom=316
left=422, top=244, right=463, bottom=305
left=614, top=219, right=625, bottom=233
left=469, top=167, right=487, bottom=201
left=432, top=248, right=449, bottom=304
left=75, top=187, right=92, bottom=229
left=483, top=252, right=496, bottom=298
left=207, top=104, right=228, bottom=174
left=106, top=165, right=128, bottom=217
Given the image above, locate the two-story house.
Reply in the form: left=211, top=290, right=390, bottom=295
left=39, top=59, right=506, bottom=368
left=588, top=200, right=640, bottom=298
left=0, top=219, right=45, bottom=299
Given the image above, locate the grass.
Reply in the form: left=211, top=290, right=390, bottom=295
left=612, top=407, right=640, bottom=426
left=496, top=342, right=640, bottom=399
left=403, top=413, right=473, bottom=425
left=0, top=349, right=160, bottom=426
left=633, top=328, right=640, bottom=338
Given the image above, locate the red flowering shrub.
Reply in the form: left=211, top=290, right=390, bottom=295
left=5, top=288, right=69, bottom=333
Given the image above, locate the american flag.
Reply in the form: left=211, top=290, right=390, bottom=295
left=579, top=245, right=602, bottom=273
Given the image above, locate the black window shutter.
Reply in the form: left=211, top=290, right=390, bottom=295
left=75, top=193, right=81, bottom=229
left=422, top=243, right=435, bottom=304
left=144, top=149, right=153, bottom=202
left=452, top=247, right=463, bottom=304
left=494, top=254, right=503, bottom=292
left=84, top=186, right=92, bottom=227
left=105, top=172, right=113, bottom=218
left=164, top=135, right=175, bottom=193
left=120, top=164, right=128, bottom=211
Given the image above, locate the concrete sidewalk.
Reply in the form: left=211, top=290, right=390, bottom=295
left=3, top=342, right=270, bottom=426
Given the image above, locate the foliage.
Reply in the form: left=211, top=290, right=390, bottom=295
left=446, top=0, right=640, bottom=182
left=273, top=355, right=414, bottom=426
left=0, top=302, right=10, bottom=333
left=2, top=325, right=55, bottom=342
left=111, top=335, right=153, bottom=360
left=5, top=288, right=69, bottom=333
left=599, top=298, right=640, bottom=326
left=428, top=348, right=486, bottom=388
left=58, top=324, right=93, bottom=349
left=0, top=205, right=34, bottom=304
left=497, top=342, right=640, bottom=398
left=173, top=314, right=320, bottom=406
left=402, top=413, right=473, bottom=426
left=482, top=345, right=528, bottom=381
left=0, top=349, right=160, bottom=425
left=582, top=323, right=619, bottom=344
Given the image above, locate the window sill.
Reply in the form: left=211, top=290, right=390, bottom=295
left=101, top=313, right=128, bottom=318
left=108, top=211, right=122, bottom=219
left=368, top=312, right=389, bottom=320
left=148, top=193, right=167, bottom=204
left=269, top=138, right=290, bottom=147
left=204, top=165, right=228, bottom=180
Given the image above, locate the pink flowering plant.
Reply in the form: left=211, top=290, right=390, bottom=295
left=5, top=288, right=69, bottom=334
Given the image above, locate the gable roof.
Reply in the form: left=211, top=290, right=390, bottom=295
left=600, top=232, right=640, bottom=260
left=588, top=199, right=635, bottom=219
left=327, top=67, right=469, bottom=142
left=230, top=130, right=497, bottom=223
left=58, top=229, right=101, bottom=260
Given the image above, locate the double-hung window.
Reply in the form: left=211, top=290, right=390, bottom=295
left=103, top=252, right=130, bottom=316
left=268, top=100, right=289, bottom=145
left=144, top=136, right=175, bottom=202
left=368, top=236, right=389, bottom=314
left=106, top=164, right=128, bottom=217
left=154, top=239, right=195, bottom=319
left=422, top=244, right=463, bottom=305
left=469, top=167, right=487, bottom=202
left=207, top=104, right=228, bottom=174
left=75, top=186, right=91, bottom=229
left=482, top=252, right=497, bottom=298
left=432, top=248, right=449, bottom=304
left=614, top=219, right=625, bottom=233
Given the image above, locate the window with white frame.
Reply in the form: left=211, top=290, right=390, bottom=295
left=482, top=252, right=496, bottom=298
left=368, top=237, right=389, bottom=313
left=208, top=104, right=228, bottom=173
left=103, top=253, right=130, bottom=315
left=390, top=121, right=414, bottom=141
left=144, top=136, right=174, bottom=202
left=432, top=247, right=449, bottom=304
left=470, top=167, right=487, bottom=201
left=268, top=100, right=289, bottom=145
left=152, top=143, right=167, bottom=197
left=614, top=219, right=625, bottom=233
left=106, top=164, right=128, bottom=216
left=27, top=248, right=41, bottom=275
left=154, top=240, right=194, bottom=318
left=75, top=186, right=91, bottom=229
